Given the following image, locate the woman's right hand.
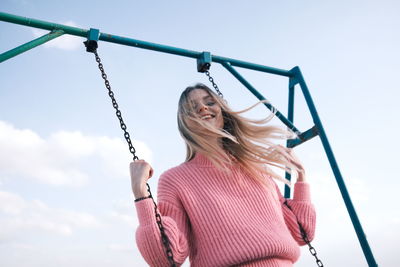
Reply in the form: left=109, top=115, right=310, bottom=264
left=129, top=160, right=154, bottom=199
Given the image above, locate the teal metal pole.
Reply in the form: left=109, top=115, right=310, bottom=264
left=221, top=61, right=301, bottom=135
left=284, top=83, right=295, bottom=198
left=0, top=30, right=64, bottom=63
left=97, top=32, right=200, bottom=58
left=96, top=34, right=290, bottom=76
left=213, top=55, right=291, bottom=77
left=0, top=12, right=292, bottom=77
left=287, top=126, right=318, bottom=148
left=291, top=66, right=378, bottom=267
left=0, top=12, right=86, bottom=36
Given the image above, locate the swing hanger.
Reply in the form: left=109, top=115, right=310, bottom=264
left=84, top=28, right=100, bottom=53
left=83, top=28, right=177, bottom=266
left=197, top=51, right=211, bottom=72
left=197, top=51, right=224, bottom=98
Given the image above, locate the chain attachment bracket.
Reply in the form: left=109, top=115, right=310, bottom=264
left=84, top=28, right=100, bottom=53
left=197, top=51, right=211, bottom=73
left=197, top=51, right=224, bottom=98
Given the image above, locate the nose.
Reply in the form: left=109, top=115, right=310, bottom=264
left=198, top=104, right=208, bottom=113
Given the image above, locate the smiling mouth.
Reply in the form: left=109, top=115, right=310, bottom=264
left=201, top=114, right=215, bottom=120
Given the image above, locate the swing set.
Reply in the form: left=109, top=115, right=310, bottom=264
left=0, top=11, right=378, bottom=267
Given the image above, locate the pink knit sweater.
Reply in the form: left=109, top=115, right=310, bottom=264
left=135, top=154, right=316, bottom=267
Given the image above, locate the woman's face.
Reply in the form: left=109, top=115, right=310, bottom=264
left=186, top=89, right=224, bottom=129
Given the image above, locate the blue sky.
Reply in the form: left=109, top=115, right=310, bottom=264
left=1, top=1, right=399, bottom=266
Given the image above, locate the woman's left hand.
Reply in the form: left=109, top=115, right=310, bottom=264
left=276, top=145, right=306, bottom=182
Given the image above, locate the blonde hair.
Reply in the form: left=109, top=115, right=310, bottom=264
left=177, top=83, right=298, bottom=187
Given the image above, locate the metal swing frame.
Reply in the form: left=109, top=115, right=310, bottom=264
left=0, top=11, right=378, bottom=266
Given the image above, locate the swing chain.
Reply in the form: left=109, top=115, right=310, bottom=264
left=91, top=50, right=176, bottom=267
left=147, top=183, right=177, bottom=267
left=205, top=70, right=224, bottom=98
left=284, top=201, right=324, bottom=267
left=94, top=51, right=138, bottom=160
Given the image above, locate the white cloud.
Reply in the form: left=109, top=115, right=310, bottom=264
left=49, top=131, right=96, bottom=157
left=108, top=198, right=138, bottom=227
left=107, top=243, right=134, bottom=252
left=0, top=190, right=102, bottom=240
left=5, top=243, right=37, bottom=250
left=31, top=21, right=82, bottom=51
left=391, top=217, right=400, bottom=224
left=0, top=191, right=26, bottom=215
left=0, top=121, right=152, bottom=187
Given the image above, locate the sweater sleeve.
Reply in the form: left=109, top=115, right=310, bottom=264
left=275, top=181, right=316, bottom=246
left=135, top=173, right=190, bottom=266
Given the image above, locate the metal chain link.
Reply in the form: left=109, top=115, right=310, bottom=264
left=146, top=183, right=176, bottom=266
left=92, top=51, right=176, bottom=267
left=205, top=70, right=224, bottom=98
left=284, top=201, right=324, bottom=266
left=94, top=52, right=138, bottom=161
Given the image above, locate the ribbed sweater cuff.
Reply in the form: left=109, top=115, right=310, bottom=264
left=135, top=198, right=156, bottom=226
left=293, top=182, right=311, bottom=202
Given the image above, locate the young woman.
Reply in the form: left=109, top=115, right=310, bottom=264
left=130, top=83, right=316, bottom=267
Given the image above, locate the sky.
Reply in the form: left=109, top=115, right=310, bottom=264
left=0, top=0, right=399, bottom=266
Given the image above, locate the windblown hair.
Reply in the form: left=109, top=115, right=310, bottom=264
left=177, top=83, right=299, bottom=187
